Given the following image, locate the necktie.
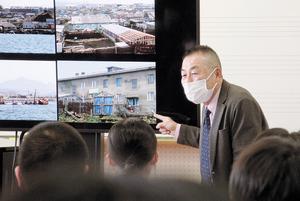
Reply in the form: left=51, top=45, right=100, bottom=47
left=201, top=108, right=211, bottom=184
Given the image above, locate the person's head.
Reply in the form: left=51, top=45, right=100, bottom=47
left=253, top=127, right=291, bottom=142
left=15, top=121, right=89, bottom=189
left=290, top=131, right=300, bottom=142
left=106, top=118, right=158, bottom=178
left=181, top=45, right=223, bottom=105
left=229, top=137, right=300, bottom=201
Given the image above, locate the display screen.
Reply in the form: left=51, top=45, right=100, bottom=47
left=0, top=0, right=199, bottom=131
left=56, top=0, right=155, bottom=54
left=0, top=0, right=55, bottom=54
left=57, top=61, right=156, bottom=124
left=0, top=60, right=57, bottom=120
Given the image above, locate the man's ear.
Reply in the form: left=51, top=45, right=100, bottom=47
left=151, top=151, right=159, bottom=165
left=215, top=67, right=222, bottom=81
left=106, top=154, right=116, bottom=167
left=14, top=166, right=22, bottom=188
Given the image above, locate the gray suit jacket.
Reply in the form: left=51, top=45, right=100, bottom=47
left=177, top=79, right=268, bottom=187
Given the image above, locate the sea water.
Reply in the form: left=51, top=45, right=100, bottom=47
left=0, top=101, right=57, bottom=120
left=0, top=34, right=55, bottom=54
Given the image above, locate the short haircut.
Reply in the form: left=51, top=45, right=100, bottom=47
left=182, top=45, right=222, bottom=69
left=229, top=137, right=300, bottom=201
left=107, top=118, right=157, bottom=175
left=253, top=127, right=291, bottom=142
left=18, top=121, right=89, bottom=188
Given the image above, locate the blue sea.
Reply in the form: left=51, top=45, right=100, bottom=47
left=0, top=33, right=55, bottom=54
left=0, top=101, right=57, bottom=120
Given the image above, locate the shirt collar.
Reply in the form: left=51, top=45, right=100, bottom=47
left=207, top=86, right=221, bottom=122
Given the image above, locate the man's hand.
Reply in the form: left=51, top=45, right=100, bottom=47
left=154, top=114, right=178, bottom=136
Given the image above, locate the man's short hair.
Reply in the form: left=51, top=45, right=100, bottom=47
left=17, top=121, right=89, bottom=188
left=182, top=45, right=222, bottom=69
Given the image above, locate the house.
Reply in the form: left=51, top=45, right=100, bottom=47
left=58, top=65, right=156, bottom=116
left=68, top=14, right=118, bottom=31
left=0, top=22, right=17, bottom=33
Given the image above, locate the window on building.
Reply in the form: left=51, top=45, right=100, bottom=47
left=116, top=78, right=122, bottom=87
left=92, top=81, right=97, bottom=88
left=72, top=85, right=76, bottom=94
left=147, top=92, right=154, bottom=101
left=117, top=94, right=122, bottom=102
left=92, top=24, right=96, bottom=29
left=81, top=82, right=86, bottom=89
left=128, top=98, right=138, bottom=106
left=103, top=79, right=108, bottom=88
left=131, top=79, right=137, bottom=90
left=76, top=25, right=80, bottom=29
left=61, top=85, right=65, bottom=91
left=147, top=74, right=154, bottom=84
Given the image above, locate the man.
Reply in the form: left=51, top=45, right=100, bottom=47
left=14, top=121, right=89, bottom=190
left=154, top=45, right=268, bottom=187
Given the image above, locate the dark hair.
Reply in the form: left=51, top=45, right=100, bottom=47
left=18, top=121, right=89, bottom=188
left=290, top=131, right=300, bottom=142
left=253, top=128, right=291, bottom=142
left=182, top=45, right=222, bottom=69
left=107, top=118, right=157, bottom=175
left=229, top=137, right=300, bottom=201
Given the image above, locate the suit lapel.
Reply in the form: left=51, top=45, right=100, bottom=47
left=209, top=80, right=229, bottom=172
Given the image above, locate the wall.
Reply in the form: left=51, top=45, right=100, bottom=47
left=200, top=0, right=300, bottom=132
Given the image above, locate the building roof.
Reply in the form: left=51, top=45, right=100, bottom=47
left=56, top=25, right=65, bottom=33
left=102, top=24, right=155, bottom=42
left=0, top=22, right=16, bottom=28
left=69, top=15, right=117, bottom=24
left=102, top=24, right=131, bottom=35
left=58, top=65, right=155, bottom=82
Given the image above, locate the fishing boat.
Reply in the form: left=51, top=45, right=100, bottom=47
left=38, top=98, right=48, bottom=105
left=0, top=98, right=5, bottom=104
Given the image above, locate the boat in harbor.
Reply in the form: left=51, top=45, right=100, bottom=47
left=38, top=98, right=48, bottom=105
left=0, top=98, right=5, bottom=104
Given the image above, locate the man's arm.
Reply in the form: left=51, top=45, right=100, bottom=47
left=231, top=97, right=268, bottom=160
left=154, top=113, right=201, bottom=148
left=177, top=124, right=200, bottom=148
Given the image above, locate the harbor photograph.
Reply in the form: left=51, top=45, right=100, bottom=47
left=0, top=0, right=55, bottom=54
left=0, top=60, right=57, bottom=120
left=57, top=60, right=156, bottom=123
left=56, top=0, right=155, bottom=54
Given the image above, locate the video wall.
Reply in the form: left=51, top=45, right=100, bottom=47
left=0, top=0, right=199, bottom=131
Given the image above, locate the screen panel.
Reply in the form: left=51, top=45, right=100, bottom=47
left=0, top=0, right=199, bottom=131
left=0, top=60, right=57, bottom=120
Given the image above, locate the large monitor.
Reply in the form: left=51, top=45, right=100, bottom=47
left=0, top=0, right=199, bottom=132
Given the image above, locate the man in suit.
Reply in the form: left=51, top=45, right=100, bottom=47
left=154, top=45, right=268, bottom=188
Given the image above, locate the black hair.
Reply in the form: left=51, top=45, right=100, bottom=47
left=107, top=118, right=157, bottom=175
left=229, top=137, right=300, bottom=201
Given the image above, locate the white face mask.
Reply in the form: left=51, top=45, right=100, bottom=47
left=183, top=68, right=217, bottom=104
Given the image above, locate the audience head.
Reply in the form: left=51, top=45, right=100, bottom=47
left=229, top=137, right=300, bottom=201
left=3, top=176, right=230, bottom=201
left=253, top=127, right=291, bottom=142
left=106, top=118, right=158, bottom=178
left=290, top=131, right=300, bottom=142
left=15, top=121, right=89, bottom=190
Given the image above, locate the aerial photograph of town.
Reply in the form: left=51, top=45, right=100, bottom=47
left=56, top=0, right=155, bottom=54
left=0, top=60, right=57, bottom=121
left=57, top=61, right=156, bottom=123
left=0, top=0, right=55, bottom=54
